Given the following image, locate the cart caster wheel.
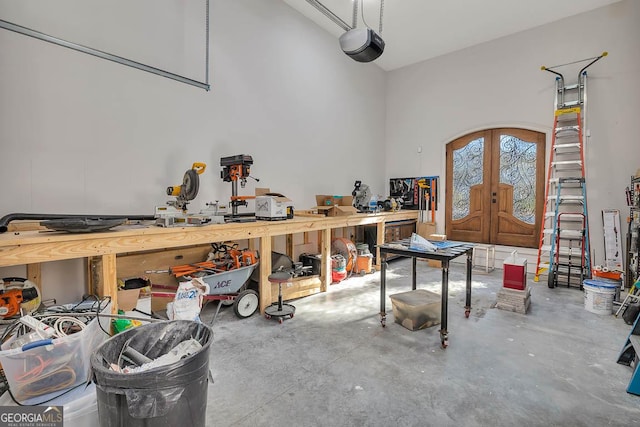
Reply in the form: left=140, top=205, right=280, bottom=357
left=441, top=340, right=448, bottom=349
left=265, top=314, right=271, bottom=320
left=289, top=313, right=294, bottom=319
left=465, top=309, right=470, bottom=318
left=278, top=318, right=283, bottom=324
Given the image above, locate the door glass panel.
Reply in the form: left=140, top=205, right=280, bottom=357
left=452, top=137, right=484, bottom=220
left=499, top=134, right=536, bottom=224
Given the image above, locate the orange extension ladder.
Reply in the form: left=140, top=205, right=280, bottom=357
left=534, top=52, right=607, bottom=286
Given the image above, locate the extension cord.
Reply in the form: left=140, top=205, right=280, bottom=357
left=18, top=315, right=57, bottom=338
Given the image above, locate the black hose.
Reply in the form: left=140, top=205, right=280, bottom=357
left=0, top=213, right=155, bottom=233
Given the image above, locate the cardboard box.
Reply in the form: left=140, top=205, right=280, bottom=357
left=427, top=234, right=446, bottom=268
left=314, top=195, right=358, bottom=217
left=117, top=288, right=141, bottom=311
left=390, top=289, right=441, bottom=331
left=255, top=188, right=293, bottom=220
left=416, top=222, right=436, bottom=239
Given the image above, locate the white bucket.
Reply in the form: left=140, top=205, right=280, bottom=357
left=583, top=280, right=617, bottom=315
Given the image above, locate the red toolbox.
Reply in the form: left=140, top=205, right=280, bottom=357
left=503, top=252, right=527, bottom=290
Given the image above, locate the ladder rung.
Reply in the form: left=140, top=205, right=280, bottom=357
left=552, top=160, right=582, bottom=166
left=555, top=126, right=580, bottom=133
left=541, top=245, right=582, bottom=256
left=554, top=143, right=581, bottom=150
left=560, top=84, right=581, bottom=91
left=547, top=195, right=584, bottom=201
left=543, top=229, right=585, bottom=238
left=561, top=101, right=582, bottom=107
left=545, top=212, right=585, bottom=220
left=558, top=178, right=585, bottom=184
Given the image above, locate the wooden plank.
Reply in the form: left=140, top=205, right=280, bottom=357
left=286, top=234, right=294, bottom=258
left=0, top=221, right=271, bottom=266
left=321, top=228, right=331, bottom=292
left=7, top=221, right=47, bottom=232
left=101, top=254, right=118, bottom=314
left=117, top=245, right=211, bottom=277
left=259, top=236, right=272, bottom=314
left=26, top=263, right=41, bottom=289
left=270, top=276, right=322, bottom=302
left=88, top=256, right=102, bottom=297
left=294, top=211, right=325, bottom=218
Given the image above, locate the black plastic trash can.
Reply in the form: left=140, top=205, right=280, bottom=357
left=91, top=320, right=213, bottom=427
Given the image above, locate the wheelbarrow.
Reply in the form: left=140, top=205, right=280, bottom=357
left=151, top=261, right=260, bottom=324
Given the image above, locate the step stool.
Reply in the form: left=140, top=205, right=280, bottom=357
left=264, top=271, right=296, bottom=324
left=472, top=244, right=495, bottom=273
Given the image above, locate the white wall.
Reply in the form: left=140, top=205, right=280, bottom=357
left=0, top=0, right=387, bottom=302
left=386, top=0, right=640, bottom=266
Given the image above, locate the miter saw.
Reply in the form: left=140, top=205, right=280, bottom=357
left=155, top=162, right=227, bottom=227
left=352, top=180, right=373, bottom=212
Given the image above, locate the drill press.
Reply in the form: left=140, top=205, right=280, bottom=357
left=220, top=154, right=258, bottom=222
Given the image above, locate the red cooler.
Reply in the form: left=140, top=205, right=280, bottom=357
left=503, top=252, right=527, bottom=290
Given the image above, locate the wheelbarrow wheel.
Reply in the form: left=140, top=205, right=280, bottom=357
left=233, top=289, right=259, bottom=318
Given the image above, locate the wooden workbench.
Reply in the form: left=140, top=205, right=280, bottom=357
left=0, top=211, right=418, bottom=313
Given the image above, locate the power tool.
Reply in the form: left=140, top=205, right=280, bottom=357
left=0, top=286, right=39, bottom=318
left=352, top=180, right=372, bottom=212
left=220, top=154, right=259, bottom=221
left=155, top=162, right=227, bottom=227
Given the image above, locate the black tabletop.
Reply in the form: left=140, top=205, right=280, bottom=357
left=378, top=239, right=475, bottom=261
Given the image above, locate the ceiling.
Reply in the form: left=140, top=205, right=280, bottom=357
left=282, top=0, right=622, bottom=71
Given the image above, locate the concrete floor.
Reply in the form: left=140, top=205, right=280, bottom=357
left=202, top=258, right=640, bottom=427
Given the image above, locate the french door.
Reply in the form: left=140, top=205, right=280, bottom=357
left=445, top=128, right=545, bottom=248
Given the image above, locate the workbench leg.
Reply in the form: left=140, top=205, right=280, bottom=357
left=259, top=236, right=273, bottom=314
left=101, top=254, right=118, bottom=315
left=440, top=260, right=449, bottom=348
left=465, top=251, right=472, bottom=318
left=375, top=221, right=385, bottom=269
left=286, top=234, right=294, bottom=259
left=412, top=257, right=417, bottom=290
left=26, top=263, right=41, bottom=291
left=380, top=255, right=387, bottom=327
left=320, top=228, right=331, bottom=292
